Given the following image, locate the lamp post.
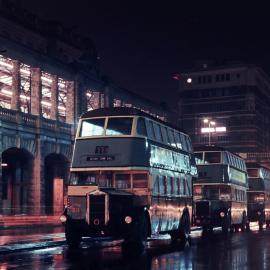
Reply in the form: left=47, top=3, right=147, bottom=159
left=203, top=118, right=216, bottom=146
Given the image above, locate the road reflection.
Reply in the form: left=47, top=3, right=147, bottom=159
left=1, top=227, right=270, bottom=269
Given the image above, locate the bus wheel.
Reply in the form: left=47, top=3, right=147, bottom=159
left=222, top=216, right=231, bottom=234
left=266, top=221, right=270, bottom=228
left=258, top=215, right=264, bottom=230
left=65, top=224, right=82, bottom=249
left=240, top=212, right=247, bottom=232
left=123, top=212, right=148, bottom=249
left=179, top=210, right=191, bottom=243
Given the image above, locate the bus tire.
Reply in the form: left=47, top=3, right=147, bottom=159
left=222, top=215, right=231, bottom=234
left=179, top=209, right=191, bottom=242
left=123, top=211, right=148, bottom=248
left=258, top=214, right=264, bottom=230
left=65, top=223, right=82, bottom=249
left=240, top=212, right=247, bottom=232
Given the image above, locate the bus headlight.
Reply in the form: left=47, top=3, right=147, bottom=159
left=124, top=216, right=132, bottom=224
left=60, top=215, right=67, bottom=223
left=220, top=212, right=225, bottom=218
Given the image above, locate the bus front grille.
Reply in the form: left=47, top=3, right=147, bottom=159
left=196, top=201, right=210, bottom=217
left=89, top=194, right=106, bottom=226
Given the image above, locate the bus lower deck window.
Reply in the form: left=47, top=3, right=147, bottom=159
left=133, top=173, right=148, bottom=188
left=115, top=174, right=131, bottom=189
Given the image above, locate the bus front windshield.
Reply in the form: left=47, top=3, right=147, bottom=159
left=70, top=172, right=112, bottom=188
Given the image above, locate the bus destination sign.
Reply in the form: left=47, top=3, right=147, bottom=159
left=87, top=155, right=115, bottom=162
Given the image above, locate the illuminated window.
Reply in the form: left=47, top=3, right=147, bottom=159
left=58, top=78, right=68, bottom=121
left=41, top=71, right=52, bottom=118
left=86, top=89, right=101, bottom=111
left=20, top=63, right=31, bottom=113
left=0, top=54, right=13, bottom=109
left=113, top=99, right=121, bottom=107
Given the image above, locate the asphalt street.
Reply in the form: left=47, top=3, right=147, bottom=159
left=0, top=225, right=269, bottom=270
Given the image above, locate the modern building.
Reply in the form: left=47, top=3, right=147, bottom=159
left=177, top=62, right=270, bottom=167
left=0, top=0, right=166, bottom=217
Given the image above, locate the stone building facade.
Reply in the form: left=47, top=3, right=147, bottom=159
left=0, top=0, right=166, bottom=216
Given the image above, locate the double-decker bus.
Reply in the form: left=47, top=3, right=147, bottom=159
left=246, top=163, right=270, bottom=230
left=60, top=108, right=197, bottom=248
left=193, top=146, right=248, bottom=234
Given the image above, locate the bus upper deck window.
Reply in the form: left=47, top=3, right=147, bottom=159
left=115, top=174, right=131, bottom=189
left=106, top=117, right=133, bottom=135
left=168, top=129, right=176, bottom=147
left=133, top=173, right=148, bottom=188
left=80, top=118, right=105, bottom=137
left=161, top=126, right=169, bottom=145
left=204, top=152, right=221, bottom=164
left=137, top=117, right=147, bottom=136
left=175, top=132, right=182, bottom=149
left=153, top=122, right=163, bottom=142
left=180, top=133, right=187, bottom=151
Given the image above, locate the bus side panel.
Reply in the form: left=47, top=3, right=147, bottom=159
left=231, top=201, right=247, bottom=225
left=265, top=193, right=270, bottom=222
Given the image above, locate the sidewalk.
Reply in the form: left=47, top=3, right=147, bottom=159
left=0, top=226, right=66, bottom=254
left=0, top=215, right=62, bottom=229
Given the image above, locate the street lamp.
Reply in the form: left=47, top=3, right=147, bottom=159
left=203, top=118, right=216, bottom=146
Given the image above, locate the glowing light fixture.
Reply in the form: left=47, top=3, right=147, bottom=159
left=20, top=68, right=30, bottom=75
left=1, top=89, right=12, bottom=96
left=0, top=60, right=13, bottom=69
left=41, top=76, right=52, bottom=83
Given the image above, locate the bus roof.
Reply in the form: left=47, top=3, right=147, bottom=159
left=81, top=107, right=185, bottom=133
left=194, top=145, right=243, bottom=158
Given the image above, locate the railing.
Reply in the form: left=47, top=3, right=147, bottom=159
left=20, top=112, right=37, bottom=127
left=0, top=107, right=73, bottom=135
left=0, top=107, right=17, bottom=123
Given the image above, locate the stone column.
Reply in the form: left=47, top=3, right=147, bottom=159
left=31, top=68, right=42, bottom=116
left=11, top=60, right=20, bottom=111
left=66, top=81, right=75, bottom=124
left=31, top=137, right=41, bottom=215
left=50, top=75, right=58, bottom=120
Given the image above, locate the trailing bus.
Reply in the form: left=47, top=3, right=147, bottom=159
left=193, top=146, right=248, bottom=234
left=60, top=107, right=197, bottom=248
left=246, top=163, right=270, bottom=230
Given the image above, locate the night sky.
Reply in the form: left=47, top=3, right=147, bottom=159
left=22, top=1, right=270, bottom=109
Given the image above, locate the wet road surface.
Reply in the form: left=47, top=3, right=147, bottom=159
left=1, top=227, right=270, bottom=270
